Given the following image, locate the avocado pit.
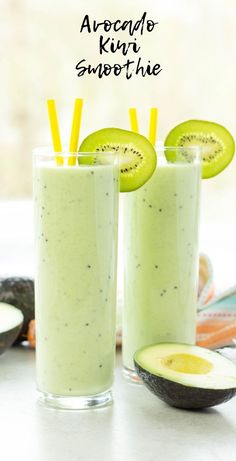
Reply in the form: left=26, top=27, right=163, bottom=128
left=162, top=353, right=213, bottom=375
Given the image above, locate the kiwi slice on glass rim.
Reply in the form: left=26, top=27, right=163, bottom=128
left=79, top=128, right=157, bottom=192
left=164, top=120, right=235, bottom=179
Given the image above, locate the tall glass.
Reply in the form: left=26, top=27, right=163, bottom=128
left=33, top=149, right=119, bottom=409
left=122, top=147, right=201, bottom=381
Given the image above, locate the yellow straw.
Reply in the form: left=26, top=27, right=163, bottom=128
left=68, top=98, right=83, bottom=166
left=148, top=108, right=158, bottom=146
left=129, top=108, right=139, bottom=133
left=47, top=100, right=64, bottom=166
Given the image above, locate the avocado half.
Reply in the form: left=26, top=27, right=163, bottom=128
left=134, top=343, right=236, bottom=409
left=0, top=277, right=34, bottom=344
left=0, top=303, right=24, bottom=355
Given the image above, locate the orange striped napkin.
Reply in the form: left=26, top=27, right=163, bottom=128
left=197, top=287, right=236, bottom=349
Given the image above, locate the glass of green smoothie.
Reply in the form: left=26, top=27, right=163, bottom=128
left=33, top=148, right=119, bottom=409
left=122, top=146, right=201, bottom=382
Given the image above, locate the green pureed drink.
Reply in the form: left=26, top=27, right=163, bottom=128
left=122, top=147, right=201, bottom=381
left=33, top=149, right=119, bottom=409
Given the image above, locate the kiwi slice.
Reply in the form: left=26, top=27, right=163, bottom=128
left=79, top=128, right=157, bottom=192
left=164, top=120, right=235, bottom=179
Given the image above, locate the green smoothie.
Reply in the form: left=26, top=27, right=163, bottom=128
left=34, top=158, right=119, bottom=397
left=123, top=154, right=201, bottom=371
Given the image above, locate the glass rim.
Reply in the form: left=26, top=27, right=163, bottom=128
left=32, top=145, right=201, bottom=164
left=33, top=145, right=201, bottom=153
left=155, top=145, right=201, bottom=163
left=32, top=146, right=117, bottom=157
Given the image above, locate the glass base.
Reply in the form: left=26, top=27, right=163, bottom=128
left=38, top=388, right=113, bottom=410
left=123, top=366, right=143, bottom=385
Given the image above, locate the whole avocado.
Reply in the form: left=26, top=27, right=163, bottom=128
left=0, top=277, right=34, bottom=343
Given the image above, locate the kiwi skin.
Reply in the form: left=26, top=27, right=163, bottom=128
left=79, top=128, right=157, bottom=192
left=164, top=119, right=235, bottom=179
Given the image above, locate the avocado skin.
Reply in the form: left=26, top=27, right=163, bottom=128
left=0, top=323, right=23, bottom=355
left=134, top=361, right=236, bottom=409
left=0, top=278, right=34, bottom=344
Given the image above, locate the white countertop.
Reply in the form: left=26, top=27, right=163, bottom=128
left=1, top=347, right=236, bottom=461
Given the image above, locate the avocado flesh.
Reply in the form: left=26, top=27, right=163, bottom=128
left=0, top=277, right=34, bottom=343
left=0, top=303, right=24, bottom=355
left=134, top=343, right=236, bottom=409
